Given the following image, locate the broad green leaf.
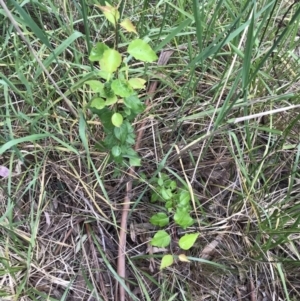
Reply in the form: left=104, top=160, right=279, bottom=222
left=165, top=201, right=173, bottom=210
left=128, top=78, right=146, bottom=89
left=150, top=212, right=169, bottom=227
left=157, top=177, right=164, bottom=186
left=129, top=156, right=141, bottom=166
left=114, top=123, right=128, bottom=143
left=100, top=49, right=122, bottom=73
left=161, top=187, right=172, bottom=200
left=111, top=112, right=123, bottom=127
left=178, top=254, right=190, bottom=262
left=127, top=39, right=158, bottom=62
left=90, top=97, right=106, bottom=110
left=160, top=255, right=173, bottom=270
left=123, top=95, right=145, bottom=114
left=105, top=95, right=118, bottom=105
left=178, top=191, right=190, bottom=207
left=178, top=233, right=199, bottom=250
left=85, top=80, right=104, bottom=93
left=89, top=42, right=109, bottom=61
left=111, top=145, right=121, bottom=157
left=97, top=108, right=114, bottom=131
left=174, top=209, right=194, bottom=229
left=103, top=84, right=116, bottom=99
left=120, top=19, right=137, bottom=34
left=150, top=230, right=171, bottom=248
left=151, top=192, right=160, bottom=203
left=98, top=70, right=111, bottom=80
left=95, top=3, right=120, bottom=27
left=111, top=79, right=133, bottom=97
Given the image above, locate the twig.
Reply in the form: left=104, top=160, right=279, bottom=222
left=117, top=50, right=173, bottom=301
left=0, top=1, right=78, bottom=118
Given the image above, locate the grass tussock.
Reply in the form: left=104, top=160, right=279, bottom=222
left=1, top=0, right=300, bottom=300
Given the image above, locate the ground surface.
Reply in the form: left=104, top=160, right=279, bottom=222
left=1, top=1, right=300, bottom=300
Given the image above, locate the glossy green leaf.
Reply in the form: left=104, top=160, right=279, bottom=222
left=128, top=78, right=146, bottom=89
left=90, top=97, right=106, bottom=110
left=150, top=230, right=171, bottom=248
left=105, top=95, right=118, bottom=105
left=100, top=49, right=122, bottom=73
left=174, top=209, right=194, bottom=229
left=150, top=212, right=169, bottom=227
left=111, top=79, right=133, bottom=97
left=85, top=80, right=104, bottom=93
left=178, top=191, right=191, bottom=207
left=178, top=233, right=199, bottom=250
left=161, top=187, right=172, bottom=200
left=160, top=254, right=174, bottom=270
left=89, top=42, right=109, bottom=61
left=127, top=39, right=158, bottom=62
left=111, top=112, right=123, bottom=127
left=111, top=145, right=121, bottom=157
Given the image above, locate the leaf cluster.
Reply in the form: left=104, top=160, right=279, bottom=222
left=150, top=173, right=194, bottom=229
left=149, top=173, right=199, bottom=270
left=84, top=3, right=158, bottom=167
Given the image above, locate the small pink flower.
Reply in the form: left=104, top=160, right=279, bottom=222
left=0, top=166, right=10, bottom=178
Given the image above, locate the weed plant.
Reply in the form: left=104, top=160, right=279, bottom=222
left=1, top=0, right=300, bottom=300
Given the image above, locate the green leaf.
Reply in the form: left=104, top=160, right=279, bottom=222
left=128, top=78, right=146, bottom=89
left=97, top=108, right=114, bottom=131
left=85, top=80, right=104, bottom=93
left=103, top=83, right=116, bottom=99
left=105, top=95, right=118, bottom=105
left=160, top=254, right=173, bottom=270
left=129, top=156, right=141, bottom=166
left=151, top=192, right=159, bottom=203
left=168, top=180, right=177, bottom=190
left=90, top=97, right=106, bottom=110
left=89, top=42, right=109, bottom=61
left=150, top=212, right=169, bottom=227
left=178, top=233, right=199, bottom=250
left=127, top=39, right=158, bottom=62
left=98, top=70, right=111, bottom=80
left=95, top=4, right=120, bottom=27
left=178, top=191, right=191, bottom=207
left=111, top=112, right=123, bottom=127
left=111, top=79, right=133, bottom=97
left=174, top=209, right=194, bottom=229
left=161, top=187, right=172, bottom=200
left=111, top=145, right=121, bottom=157
left=150, top=230, right=171, bottom=248
left=157, top=177, right=164, bottom=186
left=123, top=95, right=145, bottom=114
left=165, top=200, right=173, bottom=210
left=100, top=49, right=122, bottom=73
left=114, top=123, right=128, bottom=143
